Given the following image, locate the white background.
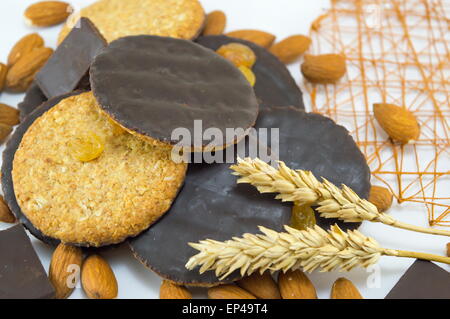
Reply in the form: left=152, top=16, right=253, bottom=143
left=0, top=0, right=448, bottom=299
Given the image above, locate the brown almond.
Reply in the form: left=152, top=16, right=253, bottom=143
left=160, top=280, right=192, bottom=299
left=24, top=1, right=72, bottom=27
left=0, top=123, right=13, bottom=144
left=6, top=47, right=53, bottom=92
left=369, top=185, right=393, bottom=212
left=0, top=195, right=15, bottom=223
left=49, top=244, right=83, bottom=299
left=208, top=284, right=257, bottom=299
left=446, top=243, right=450, bottom=257
left=301, top=53, right=347, bottom=84
left=270, top=35, right=312, bottom=64
left=203, top=10, right=227, bottom=36
left=7, top=33, right=44, bottom=66
left=373, top=103, right=420, bottom=144
left=0, top=103, right=20, bottom=126
left=331, top=278, right=363, bottom=299
left=278, top=270, right=317, bottom=299
left=237, top=272, right=281, bottom=299
left=226, top=30, right=276, bottom=48
left=0, top=63, right=7, bottom=92
left=81, top=254, right=118, bottom=299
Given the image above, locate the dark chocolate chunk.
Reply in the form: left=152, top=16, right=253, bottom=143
left=2, top=91, right=85, bottom=246
left=0, top=225, right=55, bottom=299
left=18, top=83, right=47, bottom=121
left=385, top=260, right=450, bottom=299
left=255, top=107, right=371, bottom=230
left=35, top=18, right=106, bottom=99
left=196, top=35, right=305, bottom=110
left=90, top=35, right=259, bottom=150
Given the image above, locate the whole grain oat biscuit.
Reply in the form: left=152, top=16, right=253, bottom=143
left=12, top=91, right=187, bottom=247
left=58, top=0, right=205, bottom=44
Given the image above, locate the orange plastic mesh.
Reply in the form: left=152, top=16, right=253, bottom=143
left=303, top=0, right=450, bottom=226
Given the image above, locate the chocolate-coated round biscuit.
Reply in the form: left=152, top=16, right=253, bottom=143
left=255, top=107, right=371, bottom=230
left=18, top=83, right=47, bottom=121
left=196, top=35, right=305, bottom=110
left=90, top=36, right=259, bottom=151
left=2, top=92, right=83, bottom=246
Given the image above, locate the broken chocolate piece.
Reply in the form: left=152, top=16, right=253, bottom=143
left=385, top=259, right=450, bottom=299
left=196, top=35, right=305, bottom=110
left=90, top=35, right=259, bottom=150
left=18, top=82, right=47, bottom=121
left=35, top=18, right=106, bottom=99
left=0, top=225, right=55, bottom=299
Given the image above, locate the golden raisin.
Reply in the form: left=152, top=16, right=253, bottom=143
left=69, top=132, right=105, bottom=162
left=290, top=204, right=316, bottom=230
left=238, top=66, right=256, bottom=87
left=216, top=43, right=257, bottom=68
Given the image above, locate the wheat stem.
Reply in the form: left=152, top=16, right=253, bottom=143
left=383, top=249, right=450, bottom=264
left=231, top=157, right=450, bottom=237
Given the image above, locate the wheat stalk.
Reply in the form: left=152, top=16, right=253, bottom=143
left=186, top=224, right=450, bottom=279
left=231, top=157, right=450, bottom=237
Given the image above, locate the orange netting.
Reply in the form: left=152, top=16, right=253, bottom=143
left=303, top=0, right=450, bottom=226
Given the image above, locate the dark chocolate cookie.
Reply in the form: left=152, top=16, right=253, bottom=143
left=196, top=35, right=304, bottom=110
left=18, top=83, right=47, bottom=121
left=90, top=35, right=259, bottom=151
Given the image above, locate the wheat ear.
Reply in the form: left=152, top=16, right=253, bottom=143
left=186, top=225, right=450, bottom=279
left=231, top=157, right=450, bottom=237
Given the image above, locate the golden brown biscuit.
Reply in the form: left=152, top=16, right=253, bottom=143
left=12, top=92, right=187, bottom=247
left=58, top=0, right=205, bottom=43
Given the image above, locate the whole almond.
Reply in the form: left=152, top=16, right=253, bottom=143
left=6, top=47, right=53, bottom=92
left=278, top=270, right=317, bottom=299
left=0, top=103, right=20, bottom=126
left=81, top=254, right=118, bottom=299
left=237, top=272, right=281, bottom=299
left=160, top=280, right=192, bottom=299
left=208, top=284, right=257, bottom=299
left=0, top=123, right=13, bottom=144
left=0, top=195, right=15, bottom=223
left=7, top=33, right=44, bottom=66
left=270, top=35, right=312, bottom=64
left=203, top=10, right=227, bottom=36
left=331, top=278, right=363, bottom=299
left=446, top=243, right=450, bottom=257
left=301, top=53, right=347, bottom=84
left=49, top=244, right=83, bottom=299
left=373, top=103, right=420, bottom=144
left=24, top=1, right=72, bottom=27
left=0, top=63, right=7, bottom=92
left=227, top=30, right=276, bottom=48
left=369, top=185, right=393, bottom=212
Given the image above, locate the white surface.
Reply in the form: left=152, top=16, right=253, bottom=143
left=0, top=0, right=448, bottom=299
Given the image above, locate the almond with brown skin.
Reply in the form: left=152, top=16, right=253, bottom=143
left=446, top=243, right=450, bottom=257
left=203, top=10, right=227, bottom=35
left=0, top=63, right=7, bottom=92
left=278, top=270, right=317, bottom=299
left=0, top=103, right=20, bottom=126
left=24, top=1, right=72, bottom=27
left=226, top=30, right=276, bottom=48
left=6, top=47, right=53, bottom=92
left=0, top=124, right=13, bottom=144
left=81, top=254, right=118, bottom=299
left=301, top=53, right=347, bottom=84
left=208, top=284, right=257, bottom=299
left=373, top=103, right=420, bottom=144
left=237, top=272, right=281, bottom=299
left=0, top=195, right=15, bottom=223
left=49, top=244, right=83, bottom=299
left=160, top=280, right=192, bottom=299
left=331, top=278, right=363, bottom=299
left=369, top=185, right=393, bottom=212
left=7, top=33, right=44, bottom=66
left=270, top=35, right=312, bottom=64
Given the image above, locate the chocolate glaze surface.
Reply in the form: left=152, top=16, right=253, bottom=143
left=35, top=18, right=106, bottom=99
left=196, top=35, right=305, bottom=110
left=0, top=224, right=55, bottom=299
left=90, top=35, right=259, bottom=149
left=18, top=83, right=47, bottom=121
